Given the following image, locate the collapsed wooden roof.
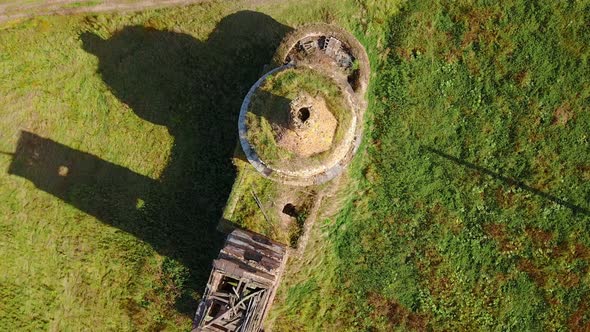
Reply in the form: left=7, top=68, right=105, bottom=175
left=193, top=229, right=287, bottom=332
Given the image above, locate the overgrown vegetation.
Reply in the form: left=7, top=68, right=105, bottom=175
left=246, top=67, right=352, bottom=170
left=270, top=0, right=590, bottom=331
left=222, top=157, right=283, bottom=241
left=2, top=0, right=589, bottom=330
left=0, top=0, right=356, bottom=329
left=222, top=151, right=320, bottom=246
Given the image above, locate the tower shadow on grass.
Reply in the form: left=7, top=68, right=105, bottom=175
left=7, top=10, right=291, bottom=317
left=424, top=146, right=590, bottom=215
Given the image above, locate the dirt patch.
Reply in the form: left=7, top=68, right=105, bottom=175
left=0, top=0, right=203, bottom=24
left=569, top=300, right=590, bottom=332
left=367, top=293, right=428, bottom=331
left=483, top=223, right=517, bottom=252
left=428, top=276, right=453, bottom=298
left=513, top=70, right=531, bottom=87
left=520, top=226, right=590, bottom=263
left=552, top=101, right=573, bottom=125
left=396, top=46, right=426, bottom=62
left=444, top=42, right=462, bottom=64
left=484, top=222, right=506, bottom=239
left=460, top=8, right=500, bottom=48
left=560, top=272, right=581, bottom=288
left=525, top=226, right=554, bottom=249
left=516, top=237, right=588, bottom=289
left=426, top=203, right=463, bottom=234
left=0, top=0, right=286, bottom=24
left=552, top=242, right=590, bottom=265
left=494, top=186, right=515, bottom=208
left=276, top=94, right=337, bottom=157
left=572, top=243, right=590, bottom=260
left=419, top=256, right=453, bottom=300
left=577, top=164, right=590, bottom=181
left=518, top=259, right=546, bottom=286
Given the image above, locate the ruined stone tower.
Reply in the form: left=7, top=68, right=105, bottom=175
left=193, top=23, right=369, bottom=332
left=239, top=23, right=370, bottom=186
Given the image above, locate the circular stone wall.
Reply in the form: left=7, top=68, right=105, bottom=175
left=245, top=66, right=353, bottom=170
left=272, top=23, right=370, bottom=98
left=239, top=24, right=369, bottom=186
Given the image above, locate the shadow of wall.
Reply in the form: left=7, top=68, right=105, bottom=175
left=8, top=10, right=291, bottom=315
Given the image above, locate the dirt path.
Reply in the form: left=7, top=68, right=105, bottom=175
left=0, top=0, right=207, bottom=24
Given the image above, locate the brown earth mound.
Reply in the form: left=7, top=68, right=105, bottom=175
left=275, top=93, right=337, bottom=157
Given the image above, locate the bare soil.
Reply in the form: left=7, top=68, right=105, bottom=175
left=277, top=96, right=337, bottom=157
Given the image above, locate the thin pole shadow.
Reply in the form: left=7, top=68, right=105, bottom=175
left=424, top=146, right=589, bottom=215
left=6, top=10, right=291, bottom=317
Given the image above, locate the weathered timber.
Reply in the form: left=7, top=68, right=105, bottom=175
left=193, top=229, right=287, bottom=332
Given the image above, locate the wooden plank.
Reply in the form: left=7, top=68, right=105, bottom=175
left=229, top=230, right=286, bottom=256
left=225, top=235, right=285, bottom=261
left=221, top=245, right=282, bottom=272
left=194, top=229, right=287, bottom=332
left=231, top=228, right=286, bottom=251
left=213, top=257, right=276, bottom=285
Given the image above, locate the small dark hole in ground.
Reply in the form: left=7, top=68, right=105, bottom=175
left=282, top=203, right=298, bottom=217
left=297, top=107, right=310, bottom=122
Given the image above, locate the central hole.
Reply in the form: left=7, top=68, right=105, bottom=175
left=282, top=203, right=298, bottom=217
left=297, top=107, right=310, bottom=122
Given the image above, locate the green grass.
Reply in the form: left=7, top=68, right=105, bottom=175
left=222, top=158, right=282, bottom=240
left=270, top=0, right=590, bottom=331
left=246, top=67, right=352, bottom=170
left=222, top=150, right=321, bottom=246
left=2, top=0, right=590, bottom=330
left=63, top=1, right=103, bottom=9
left=0, top=0, right=335, bottom=329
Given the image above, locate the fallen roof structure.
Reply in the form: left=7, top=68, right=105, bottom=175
left=192, top=229, right=287, bottom=332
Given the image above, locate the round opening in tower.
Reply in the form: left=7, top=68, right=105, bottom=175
left=297, top=107, right=310, bottom=123
left=242, top=66, right=354, bottom=172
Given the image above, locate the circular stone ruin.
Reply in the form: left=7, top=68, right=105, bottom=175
left=239, top=23, right=370, bottom=186
left=279, top=92, right=337, bottom=157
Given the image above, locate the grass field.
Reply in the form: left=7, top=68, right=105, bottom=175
left=269, top=0, right=590, bottom=331
left=1, top=0, right=589, bottom=331
left=0, top=0, right=351, bottom=329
